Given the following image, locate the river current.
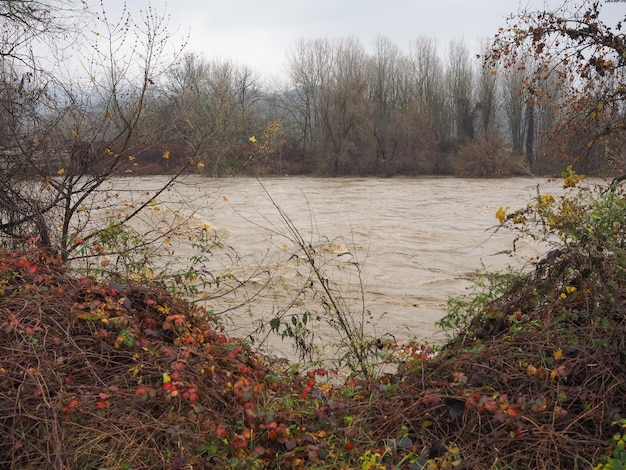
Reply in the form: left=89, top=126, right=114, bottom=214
left=102, top=175, right=574, bottom=359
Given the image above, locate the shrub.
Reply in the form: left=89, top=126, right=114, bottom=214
left=453, top=131, right=531, bottom=177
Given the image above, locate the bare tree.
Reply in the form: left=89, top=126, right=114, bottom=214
left=446, top=40, right=475, bottom=143
left=0, top=1, right=189, bottom=257
left=162, top=55, right=262, bottom=175
left=366, top=36, right=404, bottom=174
left=501, top=65, right=527, bottom=156
left=475, top=41, right=499, bottom=136
left=0, top=0, right=89, bottom=64
left=409, top=37, right=451, bottom=147
left=318, top=37, right=367, bottom=175
left=284, top=38, right=333, bottom=154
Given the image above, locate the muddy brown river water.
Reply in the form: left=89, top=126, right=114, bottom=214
left=103, top=175, right=578, bottom=359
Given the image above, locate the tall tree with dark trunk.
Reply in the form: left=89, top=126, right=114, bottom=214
left=447, top=40, right=475, bottom=143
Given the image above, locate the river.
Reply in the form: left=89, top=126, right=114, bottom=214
left=101, top=175, right=573, bottom=360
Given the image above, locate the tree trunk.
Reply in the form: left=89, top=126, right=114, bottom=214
left=525, top=100, right=535, bottom=168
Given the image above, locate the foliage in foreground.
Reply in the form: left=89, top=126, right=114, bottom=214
left=1, top=173, right=626, bottom=469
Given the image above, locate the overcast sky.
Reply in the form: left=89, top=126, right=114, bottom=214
left=115, top=0, right=625, bottom=83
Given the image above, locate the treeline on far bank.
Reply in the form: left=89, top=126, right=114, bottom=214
left=111, top=36, right=626, bottom=178
left=5, top=35, right=624, bottom=179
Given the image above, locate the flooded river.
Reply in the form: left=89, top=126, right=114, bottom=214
left=104, top=175, right=572, bottom=359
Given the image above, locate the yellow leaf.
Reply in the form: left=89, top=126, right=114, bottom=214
left=162, top=372, right=171, bottom=383
left=57, top=168, right=65, bottom=175
left=318, top=383, right=333, bottom=395
left=222, top=195, right=228, bottom=202
left=526, top=364, right=537, bottom=376
left=128, top=155, right=135, bottom=161
left=249, top=136, right=257, bottom=143
left=565, top=286, right=576, bottom=294
left=553, top=348, right=563, bottom=360
left=554, top=405, right=567, bottom=418
left=495, top=206, right=509, bottom=224
left=163, top=150, right=170, bottom=159
left=196, top=162, right=204, bottom=168
left=539, top=193, right=555, bottom=204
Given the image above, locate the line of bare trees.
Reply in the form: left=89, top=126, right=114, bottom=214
left=148, top=35, right=618, bottom=177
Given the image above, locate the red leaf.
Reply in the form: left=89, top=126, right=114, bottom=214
left=508, top=407, right=521, bottom=418
left=484, top=400, right=498, bottom=413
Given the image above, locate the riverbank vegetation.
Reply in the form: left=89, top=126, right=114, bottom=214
left=2, top=171, right=625, bottom=469
left=1, top=2, right=625, bottom=182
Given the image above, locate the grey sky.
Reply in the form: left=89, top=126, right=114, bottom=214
left=114, top=0, right=625, bottom=83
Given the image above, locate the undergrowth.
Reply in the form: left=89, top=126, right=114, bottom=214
left=1, top=168, right=625, bottom=468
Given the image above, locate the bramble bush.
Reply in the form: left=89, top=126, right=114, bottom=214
left=433, top=167, right=626, bottom=468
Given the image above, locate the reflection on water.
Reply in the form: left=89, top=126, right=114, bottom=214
left=103, top=175, right=570, bottom=358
